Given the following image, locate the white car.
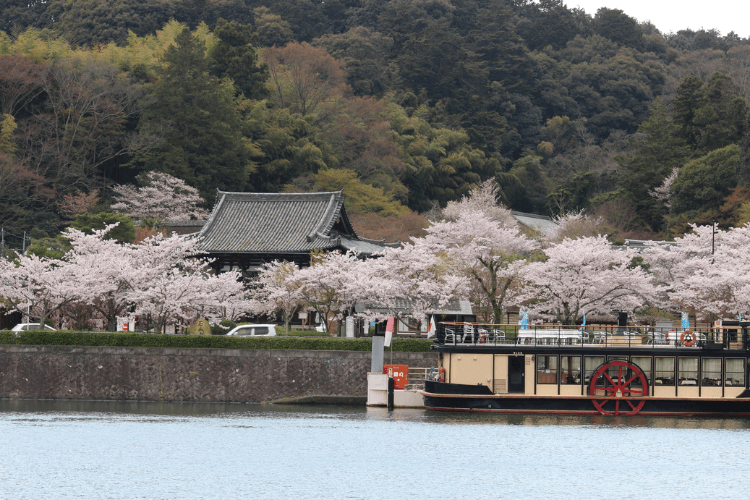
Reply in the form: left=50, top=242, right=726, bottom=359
left=11, top=323, right=57, bottom=331
left=225, top=324, right=277, bottom=337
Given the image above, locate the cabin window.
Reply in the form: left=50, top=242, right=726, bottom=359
left=655, top=357, right=675, bottom=386
left=678, top=357, right=699, bottom=386
left=536, top=355, right=558, bottom=384
left=560, top=356, right=581, bottom=384
left=701, top=358, right=722, bottom=386
left=725, top=358, right=745, bottom=386
left=584, top=356, right=605, bottom=384
left=631, top=357, right=652, bottom=388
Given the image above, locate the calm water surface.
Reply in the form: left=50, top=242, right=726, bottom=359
left=2, top=400, right=750, bottom=500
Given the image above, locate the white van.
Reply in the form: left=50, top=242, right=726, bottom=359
left=225, top=324, right=277, bottom=337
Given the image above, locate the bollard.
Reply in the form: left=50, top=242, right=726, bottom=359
left=387, top=375, right=394, bottom=411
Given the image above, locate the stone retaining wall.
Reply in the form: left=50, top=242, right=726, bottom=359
left=0, top=345, right=437, bottom=403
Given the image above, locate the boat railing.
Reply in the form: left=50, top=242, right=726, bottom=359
left=435, top=322, right=749, bottom=350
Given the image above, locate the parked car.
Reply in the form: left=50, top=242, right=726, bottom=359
left=11, top=323, right=57, bottom=331
left=225, top=324, right=277, bottom=337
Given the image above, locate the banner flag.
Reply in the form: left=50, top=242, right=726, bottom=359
left=519, top=311, right=529, bottom=330
left=384, top=317, right=394, bottom=347
left=427, top=316, right=436, bottom=338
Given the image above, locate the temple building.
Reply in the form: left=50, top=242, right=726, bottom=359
left=195, top=190, right=397, bottom=275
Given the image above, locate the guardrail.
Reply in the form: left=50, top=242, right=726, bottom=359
left=435, top=322, right=749, bottom=350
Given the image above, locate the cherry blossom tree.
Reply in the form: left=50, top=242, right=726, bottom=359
left=0, top=224, right=251, bottom=333
left=63, top=225, right=135, bottom=331
left=422, top=209, right=536, bottom=322
left=548, top=210, right=605, bottom=242
left=648, top=167, right=678, bottom=209
left=359, top=241, right=468, bottom=324
left=254, top=260, right=304, bottom=334
left=111, top=171, right=209, bottom=221
left=440, top=179, right=517, bottom=227
left=0, top=251, right=89, bottom=328
left=521, top=235, right=661, bottom=325
left=124, top=233, right=247, bottom=333
left=292, top=251, right=367, bottom=333
left=644, top=224, right=750, bottom=321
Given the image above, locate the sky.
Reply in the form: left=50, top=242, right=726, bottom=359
left=569, top=1, right=749, bottom=38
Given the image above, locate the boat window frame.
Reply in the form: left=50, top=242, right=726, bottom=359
left=536, top=354, right=558, bottom=385
left=630, top=356, right=652, bottom=389
left=725, top=358, right=745, bottom=387
left=584, top=356, right=605, bottom=385
left=560, top=355, right=581, bottom=385
left=678, top=357, right=699, bottom=386
left=654, top=356, right=675, bottom=386
left=701, top=358, right=722, bottom=387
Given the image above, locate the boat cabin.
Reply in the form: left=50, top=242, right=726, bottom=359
left=423, top=322, right=750, bottom=416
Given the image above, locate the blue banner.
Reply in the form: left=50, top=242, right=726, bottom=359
left=681, top=312, right=689, bottom=331
left=519, top=311, right=529, bottom=330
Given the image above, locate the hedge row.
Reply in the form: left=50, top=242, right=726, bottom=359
left=0, top=330, right=434, bottom=352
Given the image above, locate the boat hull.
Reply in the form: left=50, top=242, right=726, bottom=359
left=423, top=381, right=750, bottom=417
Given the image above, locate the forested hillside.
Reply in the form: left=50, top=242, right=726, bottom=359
left=1, top=0, right=749, bottom=247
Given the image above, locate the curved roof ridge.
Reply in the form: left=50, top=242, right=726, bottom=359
left=307, top=192, right=343, bottom=241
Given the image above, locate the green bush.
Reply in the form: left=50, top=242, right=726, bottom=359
left=282, top=328, right=329, bottom=337
left=210, top=318, right=237, bottom=335
left=0, top=330, right=434, bottom=352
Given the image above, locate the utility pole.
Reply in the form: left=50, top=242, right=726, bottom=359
left=712, top=220, right=717, bottom=255
left=1, top=227, right=5, bottom=258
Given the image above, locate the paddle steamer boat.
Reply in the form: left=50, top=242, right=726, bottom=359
left=422, top=321, right=750, bottom=416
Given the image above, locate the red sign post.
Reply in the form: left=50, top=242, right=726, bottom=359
left=384, top=364, right=409, bottom=389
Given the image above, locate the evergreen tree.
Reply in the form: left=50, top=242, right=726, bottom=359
left=209, top=18, right=269, bottom=100
left=134, top=27, right=252, bottom=202
left=619, top=100, right=691, bottom=230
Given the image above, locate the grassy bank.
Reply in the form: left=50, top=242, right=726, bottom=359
left=0, top=330, right=433, bottom=352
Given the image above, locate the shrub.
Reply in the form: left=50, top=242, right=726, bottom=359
left=0, top=330, right=434, bottom=352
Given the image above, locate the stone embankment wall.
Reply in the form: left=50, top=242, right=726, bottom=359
left=0, top=345, right=437, bottom=403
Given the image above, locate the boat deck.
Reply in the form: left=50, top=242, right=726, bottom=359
left=435, top=322, right=749, bottom=351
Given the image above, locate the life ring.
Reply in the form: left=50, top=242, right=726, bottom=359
left=681, top=330, right=695, bottom=347
left=438, top=366, right=446, bottom=382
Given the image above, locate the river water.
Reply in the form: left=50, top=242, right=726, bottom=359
left=1, top=400, right=750, bottom=500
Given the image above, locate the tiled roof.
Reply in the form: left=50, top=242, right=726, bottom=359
left=197, top=190, right=391, bottom=255
left=511, top=211, right=558, bottom=236
left=355, top=298, right=472, bottom=316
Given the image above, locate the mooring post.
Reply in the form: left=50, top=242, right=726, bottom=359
left=387, top=369, right=394, bottom=411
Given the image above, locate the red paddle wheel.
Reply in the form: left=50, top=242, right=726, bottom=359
left=589, top=361, right=648, bottom=415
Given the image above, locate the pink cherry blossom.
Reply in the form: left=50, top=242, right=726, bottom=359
left=522, top=235, right=662, bottom=325
left=111, top=172, right=209, bottom=221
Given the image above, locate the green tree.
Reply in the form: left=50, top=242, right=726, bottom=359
left=592, top=8, right=643, bottom=50
left=313, top=26, right=396, bottom=97
left=253, top=6, right=295, bottom=47
left=55, top=0, right=174, bottom=46
left=70, top=212, right=136, bottom=244
left=291, top=169, right=408, bottom=217
left=514, top=0, right=586, bottom=51
left=209, top=18, right=269, bottom=99
left=242, top=103, right=333, bottom=192
left=670, top=144, right=740, bottom=216
left=673, top=73, right=749, bottom=152
left=133, top=27, right=252, bottom=202
left=619, top=100, right=691, bottom=230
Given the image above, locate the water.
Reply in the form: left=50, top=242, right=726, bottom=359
left=2, top=400, right=750, bottom=500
